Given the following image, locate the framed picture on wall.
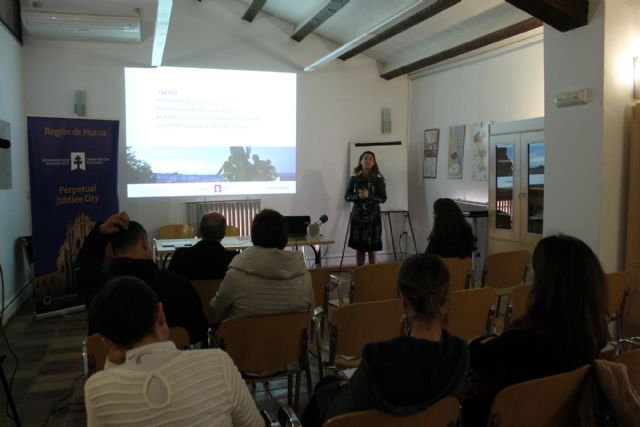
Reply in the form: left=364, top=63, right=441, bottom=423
left=423, top=128, right=439, bottom=178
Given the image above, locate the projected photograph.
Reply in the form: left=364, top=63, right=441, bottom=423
left=124, top=66, right=297, bottom=198
left=126, top=145, right=294, bottom=183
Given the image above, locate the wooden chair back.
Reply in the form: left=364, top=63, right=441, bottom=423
left=605, top=271, right=632, bottom=339
left=309, top=267, right=331, bottom=309
left=168, top=326, right=190, bottom=349
left=447, top=288, right=496, bottom=340
left=481, top=250, right=530, bottom=288
left=158, top=224, right=195, bottom=239
left=323, top=396, right=460, bottom=427
left=504, top=283, right=533, bottom=326
left=441, top=257, right=473, bottom=291
left=217, top=311, right=309, bottom=373
left=191, top=279, right=222, bottom=324
left=350, top=263, right=401, bottom=303
left=83, top=334, right=107, bottom=376
left=605, top=271, right=631, bottom=319
left=488, top=364, right=591, bottom=427
left=225, top=225, right=241, bottom=236
left=615, top=348, right=640, bottom=392
left=329, top=299, right=402, bottom=364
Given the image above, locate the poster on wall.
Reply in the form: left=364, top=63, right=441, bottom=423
left=27, top=117, right=119, bottom=317
left=423, top=129, right=439, bottom=178
left=447, top=125, right=465, bottom=179
left=0, top=120, right=11, bottom=189
left=471, top=122, right=490, bottom=181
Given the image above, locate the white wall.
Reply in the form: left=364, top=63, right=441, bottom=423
left=544, top=0, right=640, bottom=272
left=600, top=0, right=640, bottom=270
left=408, top=38, right=545, bottom=250
left=22, top=0, right=409, bottom=265
left=0, top=26, right=32, bottom=323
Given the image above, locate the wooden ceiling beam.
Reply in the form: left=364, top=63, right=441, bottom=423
left=291, top=0, right=350, bottom=42
left=380, top=17, right=542, bottom=80
left=241, top=0, right=267, bottom=23
left=506, top=0, right=588, bottom=32
left=338, top=0, right=460, bottom=61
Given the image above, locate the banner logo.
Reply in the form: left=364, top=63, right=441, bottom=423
left=70, top=152, right=86, bottom=171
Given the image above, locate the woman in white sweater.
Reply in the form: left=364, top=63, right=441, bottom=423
left=84, top=276, right=263, bottom=427
left=210, top=208, right=314, bottom=322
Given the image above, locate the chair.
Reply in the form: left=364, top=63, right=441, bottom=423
left=191, top=279, right=222, bottom=325
left=441, top=257, right=473, bottom=291
left=309, top=267, right=331, bottom=334
left=225, top=225, right=241, bottom=236
left=83, top=333, right=107, bottom=378
left=217, top=311, right=312, bottom=412
left=487, top=364, right=591, bottom=427
left=325, top=299, right=403, bottom=370
left=447, top=288, right=496, bottom=341
left=350, top=263, right=401, bottom=303
left=323, top=396, right=460, bottom=427
left=605, top=271, right=631, bottom=339
left=481, top=250, right=530, bottom=315
left=615, top=348, right=640, bottom=392
left=168, top=326, right=190, bottom=349
left=158, top=224, right=196, bottom=239
left=504, top=283, right=533, bottom=327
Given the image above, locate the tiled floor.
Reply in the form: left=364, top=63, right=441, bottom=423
left=0, top=274, right=348, bottom=426
left=0, top=301, right=87, bottom=427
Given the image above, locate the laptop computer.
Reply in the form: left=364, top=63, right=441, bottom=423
left=285, top=215, right=311, bottom=238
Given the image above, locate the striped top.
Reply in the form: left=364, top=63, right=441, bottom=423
left=84, top=342, right=262, bottom=426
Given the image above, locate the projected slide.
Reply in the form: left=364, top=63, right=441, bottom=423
left=124, top=67, right=296, bottom=198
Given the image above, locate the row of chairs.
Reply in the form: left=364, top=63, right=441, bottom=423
left=158, top=223, right=241, bottom=239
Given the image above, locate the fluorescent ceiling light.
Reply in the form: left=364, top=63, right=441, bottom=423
left=304, top=0, right=433, bottom=72
left=151, top=0, right=174, bottom=67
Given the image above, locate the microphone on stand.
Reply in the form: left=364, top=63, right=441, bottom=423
left=307, top=215, right=328, bottom=239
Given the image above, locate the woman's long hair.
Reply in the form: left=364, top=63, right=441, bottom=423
left=352, top=150, right=382, bottom=178
left=527, top=234, right=608, bottom=361
left=426, top=198, right=477, bottom=258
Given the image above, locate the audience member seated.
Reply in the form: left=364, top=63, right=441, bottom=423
left=84, top=276, right=263, bottom=427
left=76, top=211, right=208, bottom=345
left=167, top=212, right=237, bottom=280
left=210, top=208, right=313, bottom=322
left=301, top=253, right=469, bottom=427
left=425, top=198, right=477, bottom=258
left=464, top=234, right=609, bottom=426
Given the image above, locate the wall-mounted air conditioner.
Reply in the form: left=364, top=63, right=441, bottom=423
left=21, top=9, right=141, bottom=43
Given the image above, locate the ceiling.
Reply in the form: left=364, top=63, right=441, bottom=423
left=18, top=0, right=588, bottom=79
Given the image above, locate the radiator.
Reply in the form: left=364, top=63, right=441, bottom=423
left=186, top=200, right=261, bottom=236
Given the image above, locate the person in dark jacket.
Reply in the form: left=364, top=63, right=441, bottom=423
left=425, top=198, right=477, bottom=258
left=463, top=234, right=609, bottom=426
left=76, top=211, right=208, bottom=345
left=301, top=253, right=469, bottom=427
left=167, top=212, right=236, bottom=280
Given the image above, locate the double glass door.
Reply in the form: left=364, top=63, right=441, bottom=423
left=489, top=130, right=544, bottom=248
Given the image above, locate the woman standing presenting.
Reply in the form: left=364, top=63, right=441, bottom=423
left=345, top=151, right=387, bottom=266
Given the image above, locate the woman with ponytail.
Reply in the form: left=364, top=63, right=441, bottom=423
left=301, top=254, right=469, bottom=426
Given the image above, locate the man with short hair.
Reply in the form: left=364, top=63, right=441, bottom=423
left=168, top=212, right=236, bottom=280
left=85, top=276, right=263, bottom=426
left=76, top=211, right=208, bottom=344
left=210, top=208, right=314, bottom=322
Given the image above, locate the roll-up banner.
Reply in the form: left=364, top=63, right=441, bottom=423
left=27, top=117, right=119, bottom=318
